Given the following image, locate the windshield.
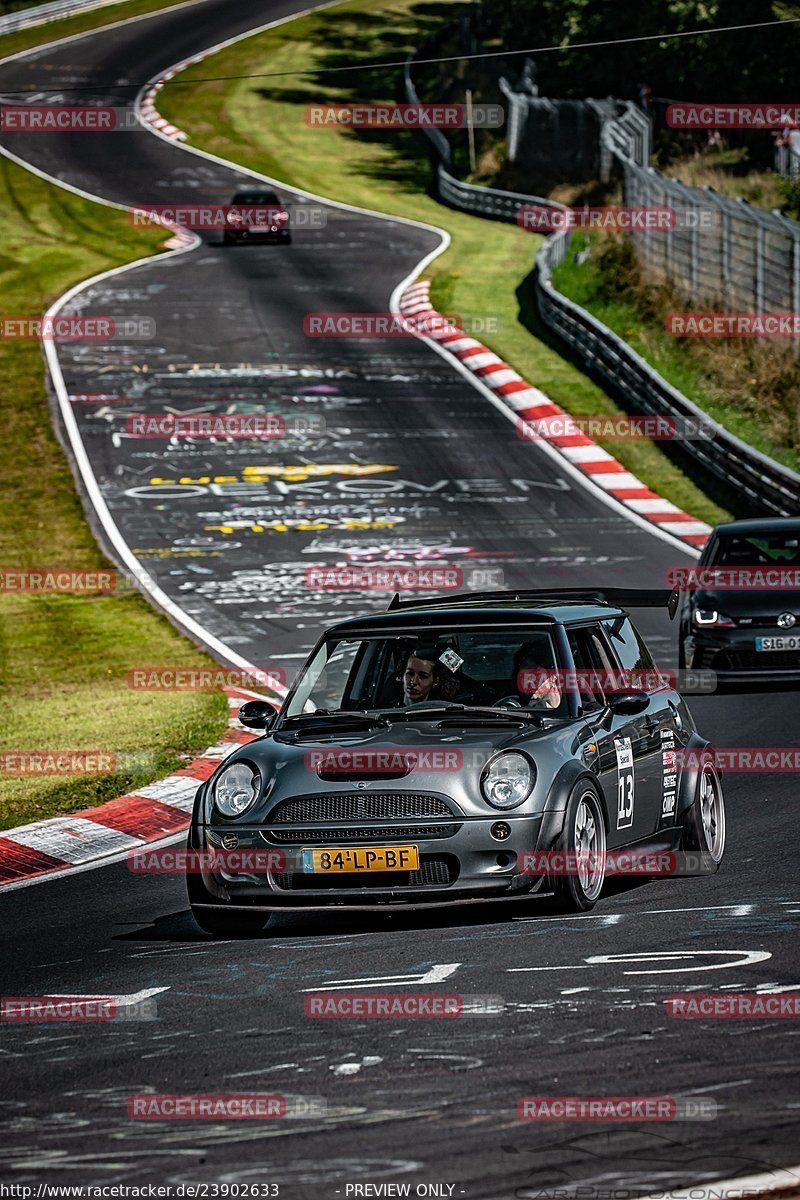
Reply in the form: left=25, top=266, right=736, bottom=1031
left=282, top=629, right=569, bottom=720
left=232, top=191, right=281, bottom=206
left=710, top=531, right=800, bottom=566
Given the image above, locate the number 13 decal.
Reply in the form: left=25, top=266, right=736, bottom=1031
left=615, top=736, right=634, bottom=829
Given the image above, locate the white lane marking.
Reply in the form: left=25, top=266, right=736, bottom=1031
left=302, top=963, right=460, bottom=992
left=509, top=950, right=772, bottom=974
left=512, top=903, right=751, bottom=923
left=50, top=987, right=169, bottom=1004
left=635, top=1165, right=800, bottom=1200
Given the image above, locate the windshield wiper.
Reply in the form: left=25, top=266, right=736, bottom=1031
left=379, top=704, right=542, bottom=725
left=276, top=710, right=390, bottom=737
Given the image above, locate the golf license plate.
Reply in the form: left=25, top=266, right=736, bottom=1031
left=755, top=636, right=800, bottom=652
left=301, top=846, right=419, bottom=873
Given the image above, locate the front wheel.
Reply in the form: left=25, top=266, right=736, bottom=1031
left=682, top=759, right=725, bottom=866
left=551, top=782, right=607, bottom=912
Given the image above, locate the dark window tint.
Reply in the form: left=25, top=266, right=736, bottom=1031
left=603, top=616, right=655, bottom=671
left=232, top=191, right=280, bottom=205
left=710, top=532, right=800, bottom=566
left=567, top=626, right=615, bottom=710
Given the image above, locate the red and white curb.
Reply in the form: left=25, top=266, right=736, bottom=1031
left=139, top=51, right=214, bottom=141
left=400, top=280, right=712, bottom=550
left=0, top=688, right=273, bottom=887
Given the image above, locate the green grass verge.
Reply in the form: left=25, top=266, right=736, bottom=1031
left=0, top=0, right=194, bottom=62
left=553, top=232, right=800, bottom=477
left=0, top=150, right=228, bottom=831
left=158, top=0, right=729, bottom=528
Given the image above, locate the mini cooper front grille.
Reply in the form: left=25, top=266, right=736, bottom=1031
left=266, top=823, right=461, bottom=843
left=273, top=854, right=457, bottom=890
left=269, top=793, right=455, bottom=823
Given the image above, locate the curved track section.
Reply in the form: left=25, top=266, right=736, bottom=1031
left=0, top=2, right=798, bottom=1193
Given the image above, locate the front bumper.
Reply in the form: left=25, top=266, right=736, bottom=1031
left=685, top=627, right=800, bottom=678
left=193, top=812, right=561, bottom=909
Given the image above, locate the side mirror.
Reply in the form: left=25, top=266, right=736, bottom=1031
left=607, top=691, right=649, bottom=716
left=238, top=700, right=276, bottom=730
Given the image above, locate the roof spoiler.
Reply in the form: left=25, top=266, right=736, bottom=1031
left=387, top=587, right=681, bottom=620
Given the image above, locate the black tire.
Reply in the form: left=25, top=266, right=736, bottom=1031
left=681, top=758, right=725, bottom=868
left=281, top=232, right=292, bottom=245
left=191, top=906, right=269, bottom=937
left=551, top=781, right=607, bottom=912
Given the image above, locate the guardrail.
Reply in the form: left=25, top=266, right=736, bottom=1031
left=536, top=232, right=800, bottom=516
left=0, top=0, right=126, bottom=35
left=405, top=51, right=800, bottom=516
left=404, top=57, right=564, bottom=224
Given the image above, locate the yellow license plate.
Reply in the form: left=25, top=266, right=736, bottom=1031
left=301, top=846, right=419, bottom=873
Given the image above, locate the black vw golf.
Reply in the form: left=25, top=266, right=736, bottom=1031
left=678, top=517, right=800, bottom=681
left=187, top=588, right=725, bottom=936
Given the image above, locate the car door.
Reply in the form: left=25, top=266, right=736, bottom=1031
left=565, top=624, right=660, bottom=848
left=601, top=615, right=678, bottom=835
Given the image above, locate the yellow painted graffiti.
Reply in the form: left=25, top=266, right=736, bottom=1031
left=148, top=464, right=397, bottom=486
left=204, top=519, right=400, bottom=535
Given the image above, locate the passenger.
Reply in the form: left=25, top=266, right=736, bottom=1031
left=402, top=647, right=461, bottom=705
left=496, top=642, right=562, bottom=710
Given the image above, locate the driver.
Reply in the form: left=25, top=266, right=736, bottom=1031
left=497, top=642, right=562, bottom=710
left=402, top=646, right=460, bottom=705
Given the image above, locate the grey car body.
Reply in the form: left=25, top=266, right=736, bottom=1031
left=187, top=589, right=724, bottom=934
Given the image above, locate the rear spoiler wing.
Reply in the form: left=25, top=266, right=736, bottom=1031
left=388, top=587, right=681, bottom=620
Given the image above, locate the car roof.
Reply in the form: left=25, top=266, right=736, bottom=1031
left=326, top=599, right=626, bottom=637
left=712, top=517, right=800, bottom=536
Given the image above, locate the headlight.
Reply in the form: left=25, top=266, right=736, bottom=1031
left=694, top=609, right=734, bottom=627
left=481, top=751, right=534, bottom=810
left=213, top=761, right=261, bottom=817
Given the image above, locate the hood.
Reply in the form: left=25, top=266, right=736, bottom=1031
left=208, top=715, right=574, bottom=822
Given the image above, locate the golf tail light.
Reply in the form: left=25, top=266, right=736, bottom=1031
left=481, top=751, right=534, bottom=810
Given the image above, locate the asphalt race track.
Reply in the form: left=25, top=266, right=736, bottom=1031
left=0, top=1, right=799, bottom=1193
